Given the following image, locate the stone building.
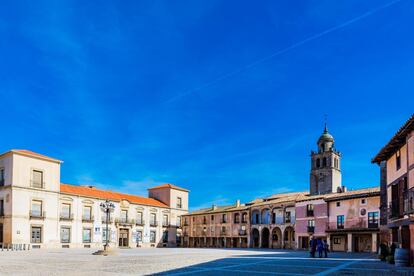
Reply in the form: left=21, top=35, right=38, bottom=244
left=181, top=200, right=249, bottom=248
left=372, top=114, right=414, bottom=265
left=325, top=188, right=380, bottom=252
left=0, top=149, right=189, bottom=249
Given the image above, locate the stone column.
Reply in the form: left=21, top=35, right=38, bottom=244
left=371, top=233, right=377, bottom=253
left=347, top=233, right=352, bottom=252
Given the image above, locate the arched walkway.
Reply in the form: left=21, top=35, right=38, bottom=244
left=261, top=209, right=271, bottom=224
left=261, top=227, right=270, bottom=248
left=272, top=227, right=282, bottom=248
left=251, top=210, right=260, bottom=224
left=284, top=226, right=295, bottom=249
left=251, top=228, right=260, bottom=248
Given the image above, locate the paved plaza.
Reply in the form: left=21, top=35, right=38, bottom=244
left=0, top=248, right=413, bottom=275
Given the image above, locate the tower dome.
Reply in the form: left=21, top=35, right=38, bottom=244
left=318, top=124, right=334, bottom=144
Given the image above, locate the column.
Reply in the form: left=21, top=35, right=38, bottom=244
left=371, top=233, right=377, bottom=253
left=347, top=233, right=352, bottom=252
left=281, top=229, right=285, bottom=249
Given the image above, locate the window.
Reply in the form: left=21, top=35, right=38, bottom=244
left=0, top=199, right=4, bottom=216
left=361, top=199, right=366, bottom=205
left=337, top=215, right=344, bottom=229
left=0, top=168, right=4, bottom=186
left=336, top=202, right=340, bottom=207
left=234, top=213, right=240, bottom=223
left=306, top=204, right=314, bottom=216
left=307, top=220, right=315, bottom=232
left=396, top=150, right=401, bottom=170
left=31, top=200, right=43, bottom=217
left=150, top=231, right=156, bottom=243
left=120, top=210, right=128, bottom=223
left=136, top=212, right=143, bottom=224
left=285, top=211, right=291, bottom=223
left=222, top=214, right=227, bottom=223
left=31, top=226, right=42, bottom=243
left=82, top=228, right=92, bottom=243
left=368, top=212, right=379, bottom=228
left=136, top=231, right=142, bottom=242
left=150, top=213, right=157, bottom=226
left=176, top=216, right=181, bottom=227
left=82, top=206, right=92, bottom=221
left=162, top=231, right=168, bottom=243
left=322, top=157, right=327, bottom=167
left=242, top=213, right=247, bottom=223
left=177, top=197, right=182, bottom=209
left=163, top=214, right=169, bottom=226
left=316, top=159, right=320, bottom=168
left=61, top=203, right=71, bottom=219
left=211, top=215, right=214, bottom=221
left=60, top=227, right=71, bottom=243
left=333, top=238, right=341, bottom=244
left=32, top=170, right=43, bottom=188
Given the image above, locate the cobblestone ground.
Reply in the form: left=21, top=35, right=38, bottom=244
left=0, top=248, right=413, bottom=275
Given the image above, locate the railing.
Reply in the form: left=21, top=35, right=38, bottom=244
left=306, top=210, right=314, bottom=217
left=326, top=219, right=378, bottom=230
left=150, top=221, right=158, bottom=227
left=285, top=217, right=291, bottom=224
left=135, top=219, right=145, bottom=226
left=101, top=216, right=114, bottom=223
left=82, top=216, right=94, bottom=223
left=30, top=211, right=46, bottom=219
left=307, top=226, right=315, bottom=233
left=162, top=221, right=169, bottom=227
left=241, top=219, right=248, bottom=224
left=404, top=188, right=414, bottom=214
left=115, top=218, right=135, bottom=225
left=221, top=219, right=227, bottom=223
left=388, top=201, right=400, bottom=219
left=59, top=213, right=74, bottom=221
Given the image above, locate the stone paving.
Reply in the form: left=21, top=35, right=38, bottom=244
left=0, top=248, right=413, bottom=275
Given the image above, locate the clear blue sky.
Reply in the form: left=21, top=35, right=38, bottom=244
left=1, top=0, right=413, bottom=210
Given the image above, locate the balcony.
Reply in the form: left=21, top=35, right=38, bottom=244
left=404, top=188, right=414, bottom=215
left=115, top=218, right=135, bottom=225
left=59, top=213, right=74, bottom=221
left=162, top=221, right=170, bottom=227
left=307, top=226, right=315, bottom=233
left=82, top=216, right=94, bottom=223
left=150, top=221, right=158, bottom=227
left=306, top=210, right=314, bottom=217
left=30, top=211, right=46, bottom=220
left=326, top=219, right=379, bottom=232
left=135, top=219, right=145, bottom=226
left=388, top=201, right=400, bottom=219
left=30, top=181, right=45, bottom=189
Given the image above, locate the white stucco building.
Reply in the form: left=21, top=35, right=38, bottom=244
left=0, top=149, right=189, bottom=249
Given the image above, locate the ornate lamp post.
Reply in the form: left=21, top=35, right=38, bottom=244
left=100, top=200, right=115, bottom=251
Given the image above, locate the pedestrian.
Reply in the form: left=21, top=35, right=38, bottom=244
left=317, top=239, right=323, bottom=258
left=309, top=237, right=315, bottom=258
left=323, top=240, right=329, bottom=258
left=312, top=237, right=317, bottom=258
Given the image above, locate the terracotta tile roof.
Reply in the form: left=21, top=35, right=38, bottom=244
left=60, top=183, right=169, bottom=208
left=148, top=183, right=189, bottom=192
left=252, top=192, right=308, bottom=207
left=1, top=149, right=63, bottom=163
left=324, top=187, right=380, bottom=201
left=185, top=203, right=249, bottom=216
left=372, top=113, right=414, bottom=163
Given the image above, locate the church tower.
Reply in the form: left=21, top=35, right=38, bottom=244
left=310, top=124, right=342, bottom=195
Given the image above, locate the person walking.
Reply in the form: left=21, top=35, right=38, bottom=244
left=323, top=240, right=329, bottom=258
left=309, top=237, right=316, bottom=257
left=317, top=239, right=323, bottom=258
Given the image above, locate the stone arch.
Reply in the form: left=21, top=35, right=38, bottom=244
left=261, top=208, right=271, bottom=224
left=251, top=209, right=260, bottom=224
left=251, top=228, right=260, bottom=248
left=261, top=227, right=270, bottom=248
left=271, top=227, right=283, bottom=248
left=284, top=226, right=295, bottom=249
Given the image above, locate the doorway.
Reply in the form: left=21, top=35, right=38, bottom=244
left=118, top=228, right=129, bottom=247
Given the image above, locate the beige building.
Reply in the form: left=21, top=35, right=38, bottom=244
left=325, top=188, right=380, bottom=253
left=0, top=149, right=189, bottom=249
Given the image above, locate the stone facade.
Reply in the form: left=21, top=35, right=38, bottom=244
left=0, top=150, right=189, bottom=249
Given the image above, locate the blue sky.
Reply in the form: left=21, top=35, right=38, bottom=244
left=1, top=0, right=413, bottom=210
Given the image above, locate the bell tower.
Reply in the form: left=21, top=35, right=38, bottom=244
left=310, top=124, right=342, bottom=195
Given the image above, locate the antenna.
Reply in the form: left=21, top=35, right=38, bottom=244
left=324, top=114, right=328, bottom=132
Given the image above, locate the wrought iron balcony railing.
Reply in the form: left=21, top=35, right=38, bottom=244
left=82, top=216, right=94, bottom=223
left=150, top=221, right=158, bottom=227
left=135, top=219, right=145, bottom=226
left=307, top=226, right=315, bottom=233
left=30, top=211, right=46, bottom=219
left=115, top=218, right=135, bottom=225
left=59, top=213, right=74, bottom=221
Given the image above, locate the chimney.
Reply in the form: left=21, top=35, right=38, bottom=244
left=236, top=199, right=240, bottom=207
left=212, top=204, right=217, bottom=210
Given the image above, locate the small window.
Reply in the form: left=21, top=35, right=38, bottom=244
left=61, top=203, right=71, bottom=219
left=396, top=150, right=401, bottom=170
left=336, top=202, right=340, bottom=207
left=31, top=200, right=43, bottom=217
left=136, top=212, right=143, bottom=224
left=60, top=227, right=71, bottom=243
left=316, top=159, right=320, bottom=168
left=322, top=157, right=327, bottom=167
left=177, top=197, right=182, bottom=209
left=82, top=206, right=92, bottom=221
left=211, top=215, right=214, bottom=221
left=337, top=215, right=344, bottom=229
left=361, top=199, right=366, bottom=205
left=82, top=228, right=92, bottom=243
left=32, top=170, right=44, bottom=188
left=150, top=231, right=156, bottom=243
left=0, top=168, right=4, bottom=186
left=222, top=214, right=227, bottom=223
left=150, top=213, right=157, bottom=225
left=163, top=214, right=169, bottom=226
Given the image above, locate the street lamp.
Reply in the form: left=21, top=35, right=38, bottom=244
left=100, top=200, right=115, bottom=251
